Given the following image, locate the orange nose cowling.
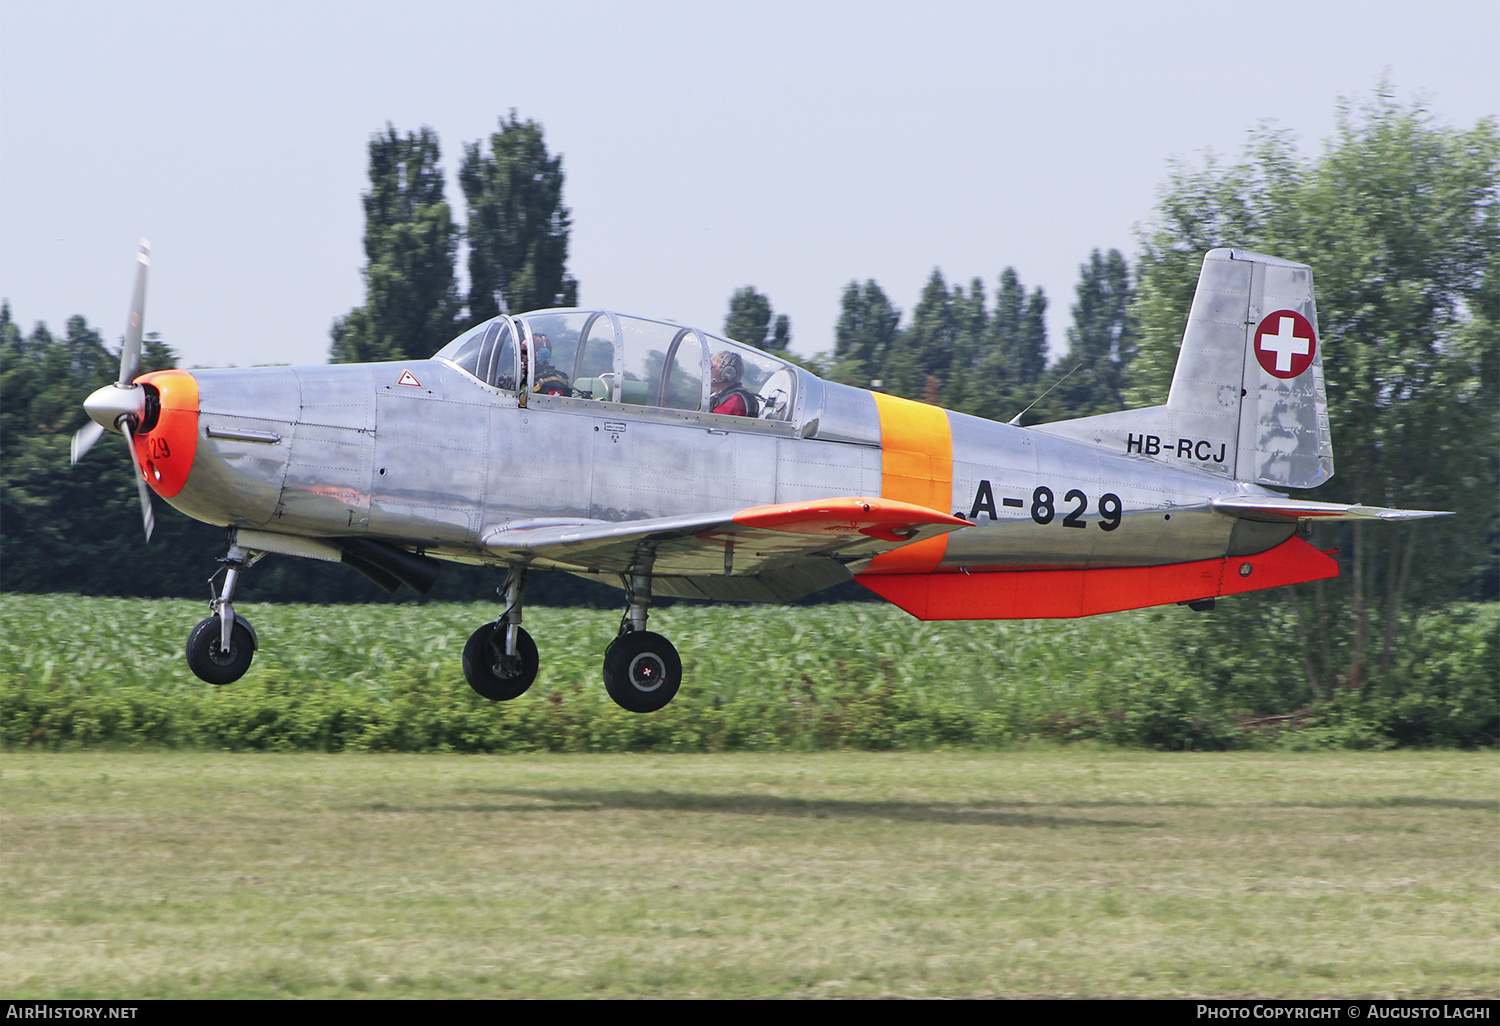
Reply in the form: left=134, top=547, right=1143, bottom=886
left=131, top=370, right=199, bottom=498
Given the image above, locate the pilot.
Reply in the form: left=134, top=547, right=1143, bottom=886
left=530, top=333, right=571, bottom=396
left=709, top=351, right=759, bottom=417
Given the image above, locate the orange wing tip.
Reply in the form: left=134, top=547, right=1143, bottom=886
left=733, top=497, right=968, bottom=537
left=858, top=535, right=1339, bottom=620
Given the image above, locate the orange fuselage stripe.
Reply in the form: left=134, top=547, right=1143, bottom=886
left=866, top=393, right=953, bottom=572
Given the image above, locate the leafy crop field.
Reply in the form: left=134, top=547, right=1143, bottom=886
left=2, top=595, right=1494, bottom=751
left=2, top=748, right=1494, bottom=998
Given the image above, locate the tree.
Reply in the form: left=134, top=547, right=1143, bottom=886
left=945, top=277, right=989, bottom=411
left=723, top=287, right=792, bottom=353
left=724, top=287, right=771, bottom=347
left=0, top=310, right=228, bottom=596
left=901, top=269, right=959, bottom=402
left=832, top=280, right=901, bottom=387
left=963, top=269, right=1048, bottom=422
left=331, top=125, right=462, bottom=364
left=1052, top=249, right=1137, bottom=417
left=460, top=112, right=577, bottom=323
left=771, top=314, right=791, bottom=352
left=1129, top=88, right=1499, bottom=696
left=989, top=268, right=1048, bottom=388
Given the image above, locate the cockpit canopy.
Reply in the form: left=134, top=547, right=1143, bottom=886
left=434, top=310, right=797, bottom=422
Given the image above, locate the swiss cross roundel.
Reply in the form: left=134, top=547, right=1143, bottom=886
left=1253, top=310, right=1317, bottom=379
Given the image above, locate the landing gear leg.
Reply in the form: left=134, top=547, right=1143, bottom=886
left=463, top=566, right=538, bottom=701
left=186, top=538, right=261, bottom=685
left=602, top=558, right=681, bottom=713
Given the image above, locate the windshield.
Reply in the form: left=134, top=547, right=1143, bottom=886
left=437, top=310, right=796, bottom=422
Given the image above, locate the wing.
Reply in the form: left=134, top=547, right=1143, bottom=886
left=481, top=497, right=970, bottom=579
left=1212, top=495, right=1452, bottom=522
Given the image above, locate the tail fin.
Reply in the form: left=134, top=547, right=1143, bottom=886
left=1034, top=248, right=1334, bottom=489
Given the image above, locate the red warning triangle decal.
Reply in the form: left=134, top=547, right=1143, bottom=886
left=397, top=369, right=421, bottom=387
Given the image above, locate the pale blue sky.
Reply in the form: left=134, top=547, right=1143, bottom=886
left=2, top=0, right=1496, bottom=369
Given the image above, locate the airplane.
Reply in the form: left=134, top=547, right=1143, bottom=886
left=72, top=243, right=1446, bottom=713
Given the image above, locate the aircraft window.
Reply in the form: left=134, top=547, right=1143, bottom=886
left=438, top=320, right=497, bottom=379
left=435, top=317, right=519, bottom=392
left=516, top=312, right=586, bottom=397
left=661, top=332, right=704, bottom=411
left=617, top=316, right=690, bottom=408
left=447, top=311, right=792, bottom=420
left=484, top=320, right=519, bottom=390
left=703, top=335, right=796, bottom=421
left=564, top=313, right=618, bottom=400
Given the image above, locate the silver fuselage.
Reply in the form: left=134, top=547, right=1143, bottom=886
left=165, top=356, right=1292, bottom=581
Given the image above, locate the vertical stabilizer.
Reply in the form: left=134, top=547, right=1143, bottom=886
left=1033, top=249, right=1334, bottom=489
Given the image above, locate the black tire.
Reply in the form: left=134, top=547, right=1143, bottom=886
left=463, top=623, right=539, bottom=701
left=602, top=631, right=681, bottom=713
left=186, top=615, right=256, bottom=686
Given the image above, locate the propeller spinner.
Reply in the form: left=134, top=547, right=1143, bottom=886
left=71, top=239, right=156, bottom=540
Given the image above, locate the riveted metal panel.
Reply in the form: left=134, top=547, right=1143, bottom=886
left=171, top=366, right=300, bottom=528
left=369, top=384, right=486, bottom=546
left=1238, top=260, right=1334, bottom=489
left=807, top=379, right=883, bottom=445
left=774, top=435, right=883, bottom=504
left=480, top=397, right=594, bottom=530
left=586, top=407, right=783, bottom=521
left=942, top=408, right=1237, bottom=570
left=1165, top=249, right=1251, bottom=480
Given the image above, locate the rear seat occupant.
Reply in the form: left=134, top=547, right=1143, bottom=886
left=709, top=351, right=759, bottom=417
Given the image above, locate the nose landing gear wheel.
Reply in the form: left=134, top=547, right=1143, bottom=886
left=603, top=631, right=681, bottom=713
left=186, top=615, right=256, bottom=685
left=463, top=623, right=539, bottom=701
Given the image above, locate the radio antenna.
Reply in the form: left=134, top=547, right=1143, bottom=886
left=1007, top=362, right=1082, bottom=426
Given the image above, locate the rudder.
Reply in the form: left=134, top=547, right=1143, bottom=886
left=1033, top=248, right=1333, bottom=489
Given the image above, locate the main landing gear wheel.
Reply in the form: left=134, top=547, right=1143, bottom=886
left=463, top=623, right=539, bottom=701
left=186, top=615, right=256, bottom=685
left=602, top=631, right=681, bottom=713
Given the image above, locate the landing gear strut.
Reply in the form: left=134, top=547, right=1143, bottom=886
left=463, top=567, right=539, bottom=700
left=602, top=560, right=681, bottom=713
left=185, top=541, right=260, bottom=685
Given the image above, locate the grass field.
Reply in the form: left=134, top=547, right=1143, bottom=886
left=2, top=748, right=1495, bottom=998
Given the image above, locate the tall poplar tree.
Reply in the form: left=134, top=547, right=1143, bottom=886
left=989, top=268, right=1047, bottom=387
left=832, top=280, right=901, bottom=386
left=723, top=287, right=792, bottom=352
left=1054, top=248, right=1136, bottom=416
left=902, top=269, right=958, bottom=402
left=460, top=113, right=578, bottom=322
left=330, top=125, right=461, bottom=363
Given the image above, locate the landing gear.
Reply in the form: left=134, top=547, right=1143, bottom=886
left=463, top=566, right=539, bottom=700
left=186, top=540, right=260, bottom=685
left=601, top=555, right=682, bottom=713
left=603, top=630, right=680, bottom=713
left=463, top=623, right=538, bottom=700
left=186, top=614, right=256, bottom=685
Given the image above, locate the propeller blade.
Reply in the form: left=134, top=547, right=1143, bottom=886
left=119, top=420, right=156, bottom=542
left=119, top=239, right=150, bottom=386
left=70, top=420, right=106, bottom=465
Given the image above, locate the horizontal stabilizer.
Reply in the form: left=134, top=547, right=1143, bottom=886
left=1212, top=495, right=1452, bottom=523
left=482, top=497, right=969, bottom=577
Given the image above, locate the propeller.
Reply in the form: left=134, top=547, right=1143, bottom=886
left=72, top=239, right=155, bottom=540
